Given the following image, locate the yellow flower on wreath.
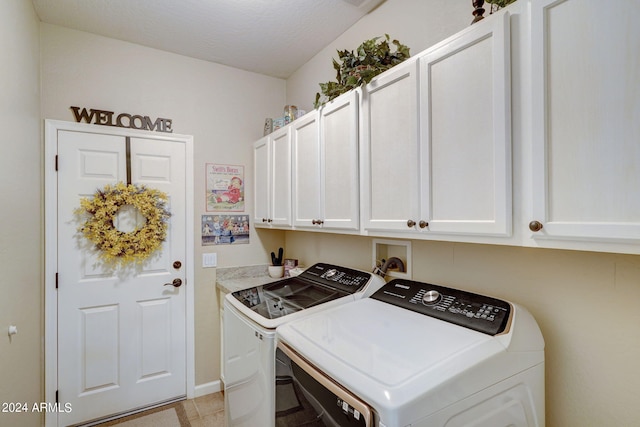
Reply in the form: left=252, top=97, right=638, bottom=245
left=76, top=182, right=171, bottom=266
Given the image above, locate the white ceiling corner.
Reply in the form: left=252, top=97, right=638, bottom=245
left=32, top=0, right=386, bottom=79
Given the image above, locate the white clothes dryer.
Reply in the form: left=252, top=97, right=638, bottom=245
left=276, top=278, right=545, bottom=427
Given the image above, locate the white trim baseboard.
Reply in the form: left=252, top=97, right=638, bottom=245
left=194, top=380, right=223, bottom=397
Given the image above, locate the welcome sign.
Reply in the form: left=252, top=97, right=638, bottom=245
left=70, top=106, right=173, bottom=133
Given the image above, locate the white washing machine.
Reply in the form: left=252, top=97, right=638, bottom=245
left=223, top=263, right=385, bottom=427
left=276, top=278, right=545, bottom=427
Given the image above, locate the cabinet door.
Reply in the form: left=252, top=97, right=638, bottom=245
left=270, top=127, right=292, bottom=226
left=253, top=136, right=270, bottom=227
left=530, top=0, right=640, bottom=247
left=362, top=59, right=420, bottom=231
left=419, top=10, right=511, bottom=236
left=292, top=111, right=321, bottom=227
left=321, top=90, right=360, bottom=230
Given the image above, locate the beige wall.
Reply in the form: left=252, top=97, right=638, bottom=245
left=283, top=0, right=640, bottom=426
left=0, top=1, right=42, bottom=426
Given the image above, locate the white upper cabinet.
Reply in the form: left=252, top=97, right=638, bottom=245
left=253, top=136, right=270, bottom=226
left=320, top=90, right=360, bottom=230
left=362, top=59, right=421, bottom=232
left=254, top=0, right=639, bottom=255
left=529, top=0, right=640, bottom=252
left=270, top=127, right=293, bottom=226
left=419, top=9, right=512, bottom=237
left=253, top=127, right=292, bottom=228
left=362, top=10, right=511, bottom=239
left=292, top=110, right=322, bottom=227
left=292, top=91, right=360, bottom=230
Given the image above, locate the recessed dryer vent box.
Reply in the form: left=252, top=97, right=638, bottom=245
left=372, top=238, right=411, bottom=280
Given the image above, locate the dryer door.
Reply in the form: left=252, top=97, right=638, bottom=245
left=276, top=343, right=373, bottom=427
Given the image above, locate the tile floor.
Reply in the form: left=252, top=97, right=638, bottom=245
left=179, top=392, right=225, bottom=427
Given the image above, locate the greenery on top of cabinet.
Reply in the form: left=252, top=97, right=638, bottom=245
left=313, top=34, right=410, bottom=109
left=485, top=0, right=516, bottom=7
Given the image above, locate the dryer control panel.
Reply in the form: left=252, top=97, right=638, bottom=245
left=372, top=279, right=511, bottom=335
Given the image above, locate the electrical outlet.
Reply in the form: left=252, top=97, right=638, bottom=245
left=203, top=253, right=217, bottom=268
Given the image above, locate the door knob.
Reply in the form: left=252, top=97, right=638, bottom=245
left=164, top=278, right=183, bottom=288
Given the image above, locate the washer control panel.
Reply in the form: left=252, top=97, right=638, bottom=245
left=301, top=263, right=372, bottom=293
left=371, top=279, right=511, bottom=335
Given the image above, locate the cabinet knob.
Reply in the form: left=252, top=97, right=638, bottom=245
left=419, top=220, right=429, bottom=229
left=407, top=220, right=416, bottom=228
left=312, top=219, right=323, bottom=225
left=267, top=218, right=273, bottom=223
left=529, top=220, right=543, bottom=232
left=262, top=218, right=267, bottom=223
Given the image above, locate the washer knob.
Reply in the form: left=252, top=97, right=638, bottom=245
left=422, top=290, right=441, bottom=305
left=325, top=269, right=337, bottom=278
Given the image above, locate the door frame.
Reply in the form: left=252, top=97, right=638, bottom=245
left=44, top=119, right=195, bottom=426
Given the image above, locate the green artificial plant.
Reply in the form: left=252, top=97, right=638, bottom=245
left=314, top=34, right=410, bottom=109
left=485, top=0, right=516, bottom=7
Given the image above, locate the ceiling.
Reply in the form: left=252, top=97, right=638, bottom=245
left=32, top=0, right=386, bottom=79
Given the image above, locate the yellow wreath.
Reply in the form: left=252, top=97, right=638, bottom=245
left=77, top=182, right=171, bottom=265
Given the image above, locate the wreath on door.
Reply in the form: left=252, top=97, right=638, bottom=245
left=76, top=182, right=171, bottom=265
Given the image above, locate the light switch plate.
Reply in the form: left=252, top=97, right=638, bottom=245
left=203, top=253, right=217, bottom=268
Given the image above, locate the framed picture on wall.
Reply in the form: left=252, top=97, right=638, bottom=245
left=206, top=163, right=244, bottom=212
left=202, top=214, right=250, bottom=245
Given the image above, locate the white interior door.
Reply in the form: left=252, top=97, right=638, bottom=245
left=56, top=129, right=187, bottom=426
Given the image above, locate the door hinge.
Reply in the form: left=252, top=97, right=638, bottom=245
left=55, top=155, right=58, bottom=171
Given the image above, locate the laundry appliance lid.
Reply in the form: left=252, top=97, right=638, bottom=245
left=225, top=263, right=385, bottom=330
left=277, top=297, right=508, bottom=415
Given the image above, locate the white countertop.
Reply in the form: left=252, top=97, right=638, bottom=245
left=216, top=264, right=281, bottom=294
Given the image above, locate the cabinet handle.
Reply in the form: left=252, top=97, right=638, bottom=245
left=262, top=218, right=268, bottom=223
left=267, top=218, right=273, bottom=223
left=529, top=220, right=543, bottom=232
left=407, top=220, right=416, bottom=228
left=312, top=219, right=324, bottom=225
left=419, top=220, right=428, bottom=229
